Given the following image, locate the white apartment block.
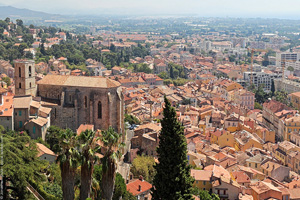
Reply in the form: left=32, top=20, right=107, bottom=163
left=276, top=52, right=300, bottom=68
left=243, top=70, right=282, bottom=92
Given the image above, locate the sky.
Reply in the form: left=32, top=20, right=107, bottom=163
left=0, top=0, right=300, bottom=19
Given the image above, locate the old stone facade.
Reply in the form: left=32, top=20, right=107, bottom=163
left=37, top=75, right=124, bottom=133
left=14, top=60, right=36, bottom=96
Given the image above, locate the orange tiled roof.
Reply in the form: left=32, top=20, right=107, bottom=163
left=126, top=179, right=152, bottom=196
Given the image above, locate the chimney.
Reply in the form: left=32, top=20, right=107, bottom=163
left=138, top=185, right=142, bottom=191
left=139, top=175, right=144, bottom=181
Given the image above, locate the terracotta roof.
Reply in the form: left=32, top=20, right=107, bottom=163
left=191, top=169, right=212, bottom=181
left=30, top=100, right=40, bottom=109
left=0, top=95, right=13, bottom=117
left=37, top=75, right=121, bottom=88
left=134, top=123, right=161, bottom=132
left=250, top=181, right=280, bottom=194
left=77, top=124, right=94, bottom=135
left=36, top=143, right=56, bottom=157
left=13, top=96, right=32, bottom=109
left=289, top=188, right=300, bottom=199
left=31, top=117, right=48, bottom=127
left=39, top=106, right=51, bottom=115
left=126, top=179, right=152, bottom=196
left=232, top=171, right=250, bottom=183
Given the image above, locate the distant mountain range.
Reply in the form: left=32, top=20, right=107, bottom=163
left=0, top=6, right=62, bottom=20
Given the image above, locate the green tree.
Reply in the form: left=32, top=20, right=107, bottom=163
left=125, top=114, right=140, bottom=125
left=254, top=102, right=263, bottom=110
left=4, top=17, right=10, bottom=23
left=170, top=66, right=174, bottom=79
left=192, top=187, right=220, bottom=200
left=113, top=173, right=135, bottom=200
left=271, top=79, right=275, bottom=96
left=77, top=129, right=102, bottom=200
left=254, top=85, right=268, bottom=104
left=274, top=91, right=289, bottom=105
left=287, top=66, right=294, bottom=72
left=54, top=129, right=79, bottom=200
left=16, top=19, right=23, bottom=27
left=2, top=76, right=11, bottom=86
left=151, top=96, right=194, bottom=200
left=100, top=127, right=124, bottom=200
left=2, top=133, right=47, bottom=199
left=46, top=125, right=61, bottom=151
left=131, top=155, right=156, bottom=183
left=158, top=71, right=169, bottom=79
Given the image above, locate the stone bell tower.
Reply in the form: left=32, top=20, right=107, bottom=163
left=14, top=60, right=36, bottom=96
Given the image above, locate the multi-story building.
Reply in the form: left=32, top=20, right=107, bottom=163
left=0, top=88, right=13, bottom=130
left=283, top=114, right=300, bottom=141
left=288, top=92, right=300, bottom=110
left=243, top=70, right=281, bottom=92
left=274, top=141, right=300, bottom=165
left=276, top=52, right=300, bottom=68
left=233, top=89, right=255, bottom=110
left=274, top=79, right=300, bottom=94
left=262, top=100, right=291, bottom=137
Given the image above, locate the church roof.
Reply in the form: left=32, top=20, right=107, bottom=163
left=37, top=75, right=121, bottom=88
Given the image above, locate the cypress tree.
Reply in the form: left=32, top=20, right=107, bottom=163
left=151, top=96, right=194, bottom=200
left=170, top=66, right=174, bottom=79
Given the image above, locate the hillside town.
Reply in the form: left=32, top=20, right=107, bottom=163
left=2, top=16, right=300, bottom=200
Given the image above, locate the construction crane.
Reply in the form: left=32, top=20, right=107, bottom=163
left=247, top=48, right=268, bottom=85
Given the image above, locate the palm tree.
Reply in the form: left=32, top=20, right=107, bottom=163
left=77, top=129, right=102, bottom=200
left=54, top=129, right=79, bottom=200
left=100, top=127, right=124, bottom=200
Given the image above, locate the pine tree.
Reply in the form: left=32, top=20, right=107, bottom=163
left=151, top=96, right=194, bottom=200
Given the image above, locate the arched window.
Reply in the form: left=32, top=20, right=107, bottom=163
left=84, top=96, right=87, bottom=108
left=19, top=83, right=21, bottom=88
left=98, top=101, right=102, bottom=119
left=19, top=67, right=21, bottom=77
left=29, top=66, right=32, bottom=77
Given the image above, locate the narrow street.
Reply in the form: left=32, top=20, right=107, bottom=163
left=117, top=129, right=134, bottom=180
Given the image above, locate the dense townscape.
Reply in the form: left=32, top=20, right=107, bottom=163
left=2, top=13, right=300, bottom=200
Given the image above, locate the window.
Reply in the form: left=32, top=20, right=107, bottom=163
left=19, top=67, right=21, bottom=77
left=29, top=82, right=31, bottom=88
left=97, top=101, right=102, bottom=119
left=203, top=181, right=206, bottom=185
left=255, top=163, right=258, bottom=168
left=84, top=96, right=87, bottom=108
left=19, top=83, right=21, bottom=88
left=19, top=121, right=22, bottom=128
left=69, top=95, right=72, bottom=102
left=19, top=111, right=22, bottom=116
left=29, top=66, right=32, bottom=77
left=33, top=126, right=36, bottom=134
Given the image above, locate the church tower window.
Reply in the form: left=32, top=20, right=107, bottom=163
left=84, top=96, right=87, bottom=108
left=29, top=66, right=32, bottom=77
left=98, top=101, right=102, bottom=119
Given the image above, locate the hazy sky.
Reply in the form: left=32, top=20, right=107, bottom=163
left=1, top=0, right=300, bottom=19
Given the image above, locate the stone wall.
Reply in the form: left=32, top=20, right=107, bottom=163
left=38, top=84, right=124, bottom=133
